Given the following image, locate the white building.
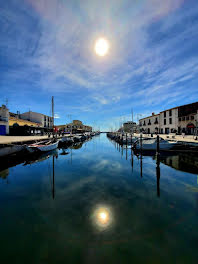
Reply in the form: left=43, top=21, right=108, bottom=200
left=159, top=107, right=178, bottom=134
left=139, top=113, right=160, bottom=134
left=20, top=111, right=53, bottom=130
left=139, top=101, right=198, bottom=135
left=0, top=105, right=9, bottom=135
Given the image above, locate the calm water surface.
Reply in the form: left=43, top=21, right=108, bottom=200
left=0, top=134, right=198, bottom=264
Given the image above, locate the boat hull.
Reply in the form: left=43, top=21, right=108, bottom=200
left=28, top=141, right=59, bottom=152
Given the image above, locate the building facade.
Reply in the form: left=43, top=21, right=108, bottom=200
left=57, top=120, right=92, bottom=134
left=139, top=102, right=198, bottom=135
left=0, top=105, right=9, bottom=135
left=123, top=121, right=138, bottom=133
left=9, top=112, right=42, bottom=135
left=20, top=111, right=53, bottom=130
left=178, top=102, right=198, bottom=135
left=159, top=108, right=178, bottom=134
left=139, top=113, right=160, bottom=134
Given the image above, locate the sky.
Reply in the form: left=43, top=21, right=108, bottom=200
left=0, top=0, right=198, bottom=131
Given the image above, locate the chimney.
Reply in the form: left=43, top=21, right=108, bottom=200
left=152, top=112, right=155, bottom=116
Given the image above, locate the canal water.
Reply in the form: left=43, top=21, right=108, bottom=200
left=0, top=134, right=198, bottom=263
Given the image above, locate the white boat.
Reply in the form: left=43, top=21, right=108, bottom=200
left=134, top=138, right=178, bottom=150
left=27, top=140, right=59, bottom=152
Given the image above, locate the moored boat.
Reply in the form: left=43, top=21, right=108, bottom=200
left=134, top=137, right=178, bottom=151
left=26, top=139, right=59, bottom=152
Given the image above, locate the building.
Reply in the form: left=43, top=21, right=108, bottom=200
left=139, top=113, right=160, bottom=134
left=123, top=121, right=138, bottom=133
left=20, top=111, right=53, bottom=131
left=159, top=108, right=178, bottom=134
left=0, top=105, right=9, bottom=135
left=57, top=120, right=92, bottom=134
left=139, top=101, right=198, bottom=135
left=9, top=112, right=42, bottom=135
left=178, top=102, right=198, bottom=135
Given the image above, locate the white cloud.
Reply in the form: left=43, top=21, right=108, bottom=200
left=54, top=113, right=60, bottom=119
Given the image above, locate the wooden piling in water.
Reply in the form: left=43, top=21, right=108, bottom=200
left=156, top=135, right=160, bottom=155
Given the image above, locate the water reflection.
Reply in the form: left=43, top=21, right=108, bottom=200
left=1, top=134, right=198, bottom=263
left=160, top=154, right=198, bottom=174
left=91, top=205, right=113, bottom=231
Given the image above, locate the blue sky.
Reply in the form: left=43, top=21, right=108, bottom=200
left=1, top=0, right=198, bottom=131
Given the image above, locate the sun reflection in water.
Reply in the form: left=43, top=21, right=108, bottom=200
left=92, top=206, right=113, bottom=231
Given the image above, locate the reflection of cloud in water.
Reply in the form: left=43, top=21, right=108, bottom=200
left=91, top=159, right=123, bottom=173
left=59, top=175, right=97, bottom=194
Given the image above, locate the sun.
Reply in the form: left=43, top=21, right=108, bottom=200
left=94, top=38, right=109, bottom=57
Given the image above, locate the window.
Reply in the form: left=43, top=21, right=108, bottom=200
left=182, top=117, right=185, bottom=121
left=154, top=118, right=158, bottom=124
left=169, top=110, right=172, bottom=116
left=179, top=117, right=181, bottom=121
left=169, top=118, right=172, bottom=124
left=164, top=112, right=166, bottom=118
left=191, top=116, right=194, bottom=120
left=186, top=116, right=189, bottom=121
left=148, top=119, right=151, bottom=125
left=164, top=119, right=166, bottom=125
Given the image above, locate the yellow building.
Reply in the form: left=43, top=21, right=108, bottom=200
left=9, top=113, right=42, bottom=135
left=9, top=116, right=41, bottom=127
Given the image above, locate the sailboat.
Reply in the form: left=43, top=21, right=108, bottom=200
left=26, top=96, right=59, bottom=152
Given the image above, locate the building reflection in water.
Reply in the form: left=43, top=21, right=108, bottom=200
left=91, top=205, right=113, bottom=231
left=160, top=154, right=198, bottom=175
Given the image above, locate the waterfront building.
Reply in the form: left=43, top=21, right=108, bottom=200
left=139, top=113, right=160, bottom=134
left=9, top=112, right=42, bottom=135
left=159, top=108, right=178, bottom=134
left=139, top=101, right=198, bottom=135
left=20, top=111, right=53, bottom=131
left=0, top=105, right=9, bottom=135
left=123, top=121, right=138, bottom=133
left=57, top=120, right=92, bottom=133
left=178, top=102, right=198, bottom=135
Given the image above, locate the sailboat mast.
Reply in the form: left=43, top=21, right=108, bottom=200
left=52, top=96, right=54, bottom=137
left=131, top=108, right=133, bottom=136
